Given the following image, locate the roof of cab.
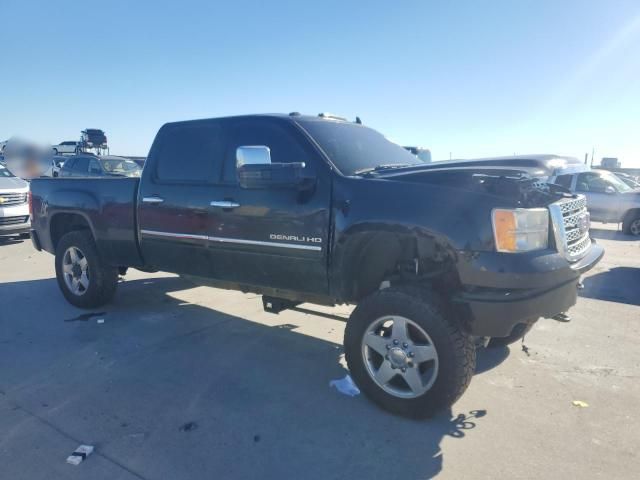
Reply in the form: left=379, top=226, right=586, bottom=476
left=160, top=113, right=356, bottom=129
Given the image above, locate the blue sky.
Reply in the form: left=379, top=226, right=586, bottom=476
left=2, top=0, right=639, bottom=165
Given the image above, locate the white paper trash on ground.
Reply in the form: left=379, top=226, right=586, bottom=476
left=330, top=375, right=360, bottom=397
left=66, top=445, right=94, bottom=465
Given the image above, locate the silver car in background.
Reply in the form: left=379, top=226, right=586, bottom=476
left=0, top=163, right=30, bottom=237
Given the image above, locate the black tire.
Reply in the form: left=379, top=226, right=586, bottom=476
left=622, top=211, right=640, bottom=236
left=55, top=231, right=118, bottom=308
left=487, top=322, right=534, bottom=348
left=344, top=287, right=476, bottom=418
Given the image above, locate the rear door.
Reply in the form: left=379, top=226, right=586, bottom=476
left=137, top=120, right=225, bottom=276
left=205, top=117, right=331, bottom=294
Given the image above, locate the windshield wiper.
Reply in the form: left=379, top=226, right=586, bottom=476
left=354, top=163, right=415, bottom=176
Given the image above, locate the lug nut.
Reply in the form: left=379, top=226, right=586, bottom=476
left=401, top=367, right=406, bottom=372
left=393, top=339, right=399, bottom=345
left=386, top=344, right=391, bottom=350
left=402, top=342, right=408, bottom=348
left=408, top=352, right=414, bottom=358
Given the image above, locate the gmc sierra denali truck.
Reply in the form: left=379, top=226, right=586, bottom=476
left=29, top=113, right=604, bottom=418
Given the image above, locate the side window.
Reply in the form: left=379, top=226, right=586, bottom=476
left=89, top=159, right=102, bottom=174
left=222, top=120, right=312, bottom=183
left=576, top=172, right=609, bottom=193
left=154, top=122, right=224, bottom=183
left=74, top=157, right=89, bottom=173
left=64, top=158, right=76, bottom=170
left=554, top=174, right=573, bottom=189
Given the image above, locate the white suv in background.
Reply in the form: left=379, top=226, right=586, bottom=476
left=52, top=141, right=80, bottom=155
left=0, top=163, right=30, bottom=238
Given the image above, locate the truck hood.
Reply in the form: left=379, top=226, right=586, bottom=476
left=0, top=176, right=29, bottom=191
left=369, top=165, right=569, bottom=207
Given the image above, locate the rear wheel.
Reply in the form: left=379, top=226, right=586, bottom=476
left=55, top=231, right=118, bottom=308
left=345, top=287, right=475, bottom=418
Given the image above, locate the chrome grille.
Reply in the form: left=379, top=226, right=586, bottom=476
left=549, top=195, right=591, bottom=261
left=0, top=192, right=28, bottom=206
left=0, top=215, right=29, bottom=226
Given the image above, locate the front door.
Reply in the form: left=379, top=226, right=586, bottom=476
left=206, top=118, right=331, bottom=295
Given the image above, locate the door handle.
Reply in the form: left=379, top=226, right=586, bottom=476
left=142, top=196, right=164, bottom=204
left=210, top=200, right=240, bottom=209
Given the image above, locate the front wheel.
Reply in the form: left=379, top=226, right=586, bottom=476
left=345, top=287, right=476, bottom=418
left=55, top=231, right=118, bottom=308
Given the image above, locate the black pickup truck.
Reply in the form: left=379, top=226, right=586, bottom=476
left=29, top=113, right=604, bottom=417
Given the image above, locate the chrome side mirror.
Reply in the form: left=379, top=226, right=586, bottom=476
left=236, top=146, right=271, bottom=168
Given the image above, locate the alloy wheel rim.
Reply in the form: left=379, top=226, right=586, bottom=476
left=62, top=246, right=89, bottom=295
left=630, top=219, right=640, bottom=236
left=361, top=315, right=439, bottom=398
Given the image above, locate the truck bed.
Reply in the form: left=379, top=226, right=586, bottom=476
left=30, top=177, right=144, bottom=267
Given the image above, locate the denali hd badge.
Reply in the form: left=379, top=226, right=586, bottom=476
left=270, top=234, right=322, bottom=243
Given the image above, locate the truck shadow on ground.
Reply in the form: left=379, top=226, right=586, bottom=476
left=589, top=227, right=637, bottom=242
left=0, top=275, right=489, bottom=480
left=580, top=267, right=640, bottom=306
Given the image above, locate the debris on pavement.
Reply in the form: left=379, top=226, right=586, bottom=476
left=572, top=400, right=589, bottom=408
left=179, top=421, right=198, bottom=432
left=64, top=312, right=107, bottom=323
left=330, top=374, right=360, bottom=397
left=66, top=445, right=94, bottom=465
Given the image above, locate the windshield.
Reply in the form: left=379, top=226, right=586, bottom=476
left=600, top=170, right=632, bottom=193
left=101, top=159, right=141, bottom=175
left=0, top=163, right=14, bottom=177
left=297, top=120, right=422, bottom=176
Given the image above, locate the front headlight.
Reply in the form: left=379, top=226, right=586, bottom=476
left=492, top=208, right=549, bottom=252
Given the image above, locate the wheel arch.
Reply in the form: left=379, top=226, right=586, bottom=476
left=331, top=227, right=460, bottom=303
left=622, top=208, right=640, bottom=234
left=50, top=212, right=95, bottom=251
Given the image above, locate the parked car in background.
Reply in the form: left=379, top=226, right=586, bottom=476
left=554, top=169, right=640, bottom=235
left=0, top=163, right=30, bottom=237
left=41, top=155, right=66, bottom=178
left=52, top=141, right=80, bottom=155
left=59, top=154, right=141, bottom=178
left=614, top=172, right=640, bottom=190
